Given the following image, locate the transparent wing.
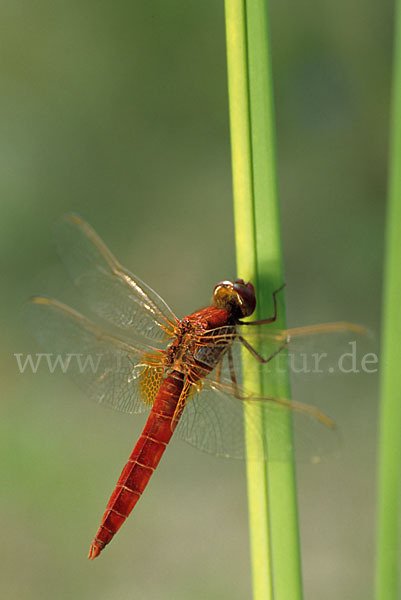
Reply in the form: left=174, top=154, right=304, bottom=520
left=175, top=381, right=295, bottom=461
left=176, top=376, right=341, bottom=462
left=176, top=321, right=368, bottom=461
left=196, top=321, right=369, bottom=385
left=53, top=213, right=177, bottom=342
left=23, top=296, right=166, bottom=414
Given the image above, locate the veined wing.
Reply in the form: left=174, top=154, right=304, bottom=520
left=176, top=375, right=341, bottom=462
left=176, top=380, right=302, bottom=461
left=175, top=321, right=368, bottom=461
left=197, top=320, right=369, bottom=384
left=23, top=297, right=166, bottom=414
left=53, top=214, right=177, bottom=343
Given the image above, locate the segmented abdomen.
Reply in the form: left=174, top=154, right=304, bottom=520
left=88, top=371, right=184, bottom=559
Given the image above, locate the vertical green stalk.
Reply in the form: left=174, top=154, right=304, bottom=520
left=375, top=1, right=401, bottom=598
left=225, top=2, right=302, bottom=599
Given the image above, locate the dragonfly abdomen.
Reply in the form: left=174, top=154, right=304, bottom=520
left=88, top=372, right=185, bottom=559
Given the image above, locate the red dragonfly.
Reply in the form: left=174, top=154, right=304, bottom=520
left=24, top=214, right=364, bottom=560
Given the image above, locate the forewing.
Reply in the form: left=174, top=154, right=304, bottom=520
left=23, top=297, right=164, bottom=414
left=53, top=213, right=177, bottom=342
left=199, top=321, right=369, bottom=389
left=176, top=321, right=367, bottom=461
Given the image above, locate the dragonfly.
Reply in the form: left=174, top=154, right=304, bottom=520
left=24, top=214, right=365, bottom=560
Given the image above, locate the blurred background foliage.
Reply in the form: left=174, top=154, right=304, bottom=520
left=0, top=1, right=388, bottom=598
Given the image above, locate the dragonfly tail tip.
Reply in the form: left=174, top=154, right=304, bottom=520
left=88, top=542, right=102, bottom=560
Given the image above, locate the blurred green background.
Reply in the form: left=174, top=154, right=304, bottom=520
left=1, top=1, right=387, bottom=599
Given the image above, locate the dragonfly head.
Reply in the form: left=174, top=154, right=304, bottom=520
left=213, top=279, right=256, bottom=318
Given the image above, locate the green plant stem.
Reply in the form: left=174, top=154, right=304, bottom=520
left=375, top=1, right=401, bottom=598
left=224, top=1, right=302, bottom=599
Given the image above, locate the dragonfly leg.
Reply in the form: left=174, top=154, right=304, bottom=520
left=239, top=334, right=288, bottom=364
left=239, top=283, right=286, bottom=326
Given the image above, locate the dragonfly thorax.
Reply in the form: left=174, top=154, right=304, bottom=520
left=165, top=317, right=235, bottom=380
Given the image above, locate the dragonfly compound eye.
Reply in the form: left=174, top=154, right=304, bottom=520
left=213, top=279, right=256, bottom=318
left=233, top=280, right=256, bottom=317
